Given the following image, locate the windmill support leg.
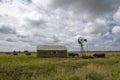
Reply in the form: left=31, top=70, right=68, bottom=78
left=81, top=45, right=86, bottom=57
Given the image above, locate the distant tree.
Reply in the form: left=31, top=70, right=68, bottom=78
left=13, top=50, right=16, bottom=53
left=24, top=50, right=29, bottom=53
left=13, top=50, right=18, bottom=55
left=5, top=52, right=10, bottom=55
left=17, top=51, right=21, bottom=53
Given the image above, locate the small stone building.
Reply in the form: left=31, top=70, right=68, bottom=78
left=37, top=45, right=67, bottom=58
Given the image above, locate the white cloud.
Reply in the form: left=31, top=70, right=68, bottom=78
left=113, top=7, right=120, bottom=24
left=112, top=26, right=120, bottom=41
left=112, top=26, right=120, bottom=49
left=84, top=19, right=109, bottom=35
left=0, top=0, right=120, bottom=51
left=32, top=0, right=51, bottom=8
left=112, top=26, right=120, bottom=35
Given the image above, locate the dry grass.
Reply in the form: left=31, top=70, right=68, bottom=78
left=0, top=52, right=120, bottom=80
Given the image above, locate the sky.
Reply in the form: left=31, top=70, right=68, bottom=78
left=0, top=0, right=120, bottom=51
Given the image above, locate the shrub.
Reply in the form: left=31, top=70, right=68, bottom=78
left=69, top=75, right=82, bottom=80
left=86, top=71, right=104, bottom=80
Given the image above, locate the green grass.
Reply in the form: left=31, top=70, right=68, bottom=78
left=0, top=52, right=120, bottom=80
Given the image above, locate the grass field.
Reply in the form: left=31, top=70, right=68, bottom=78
left=0, top=52, right=120, bottom=80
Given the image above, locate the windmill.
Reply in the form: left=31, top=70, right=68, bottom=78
left=78, top=37, right=87, bottom=57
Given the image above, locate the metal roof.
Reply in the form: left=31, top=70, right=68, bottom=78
left=37, top=45, right=67, bottom=50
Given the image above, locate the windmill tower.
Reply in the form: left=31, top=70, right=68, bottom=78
left=78, top=37, right=87, bottom=57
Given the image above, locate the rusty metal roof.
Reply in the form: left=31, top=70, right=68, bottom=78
left=37, top=45, right=67, bottom=50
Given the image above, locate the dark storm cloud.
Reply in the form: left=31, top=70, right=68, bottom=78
left=20, top=39, right=33, bottom=43
left=51, top=0, right=120, bottom=17
left=25, top=17, right=47, bottom=28
left=6, top=36, right=32, bottom=43
left=16, top=34, right=28, bottom=38
left=0, top=25, right=16, bottom=34
left=0, top=0, right=13, bottom=3
left=34, top=33, right=46, bottom=38
left=0, top=0, right=32, bottom=4
left=112, top=38, right=120, bottom=47
left=29, top=19, right=46, bottom=26
left=6, top=38, right=17, bottom=42
left=23, top=0, right=32, bottom=3
left=52, top=35, right=61, bottom=43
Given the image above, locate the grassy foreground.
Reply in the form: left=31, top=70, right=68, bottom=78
left=0, top=53, right=120, bottom=80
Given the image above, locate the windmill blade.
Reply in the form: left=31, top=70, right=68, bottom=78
left=78, top=39, right=82, bottom=44
left=84, top=39, right=87, bottom=42
left=78, top=37, right=84, bottom=43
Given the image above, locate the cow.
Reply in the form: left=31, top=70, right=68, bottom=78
left=68, top=53, right=79, bottom=57
left=5, top=52, right=11, bottom=55
left=13, top=53, right=18, bottom=55
left=25, top=53, right=31, bottom=56
left=93, top=53, right=105, bottom=58
left=82, top=56, right=94, bottom=59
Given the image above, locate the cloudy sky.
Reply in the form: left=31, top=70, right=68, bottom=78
left=0, top=0, right=120, bottom=51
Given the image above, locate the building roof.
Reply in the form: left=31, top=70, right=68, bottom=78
left=37, top=45, right=67, bottom=50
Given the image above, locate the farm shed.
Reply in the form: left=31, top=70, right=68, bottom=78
left=37, top=45, right=67, bottom=58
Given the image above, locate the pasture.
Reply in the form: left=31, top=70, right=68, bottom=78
left=0, top=52, right=120, bottom=80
